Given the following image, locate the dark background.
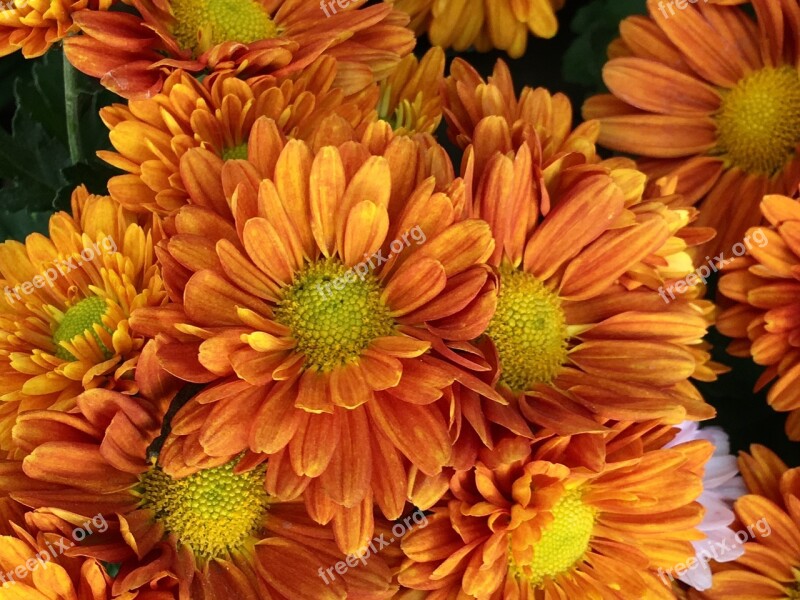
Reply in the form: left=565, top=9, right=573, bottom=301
left=0, top=0, right=796, bottom=464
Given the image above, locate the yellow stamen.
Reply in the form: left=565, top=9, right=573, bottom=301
left=222, top=142, right=249, bottom=160
left=510, top=488, right=597, bottom=588
left=170, top=0, right=279, bottom=55
left=274, top=259, right=395, bottom=372
left=138, top=458, right=270, bottom=559
left=715, top=66, right=800, bottom=175
left=485, top=266, right=569, bottom=392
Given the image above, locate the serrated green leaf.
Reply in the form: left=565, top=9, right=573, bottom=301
left=14, top=49, right=67, bottom=145
left=0, top=45, right=120, bottom=234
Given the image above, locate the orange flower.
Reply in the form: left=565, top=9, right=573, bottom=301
left=443, top=58, right=599, bottom=182
left=376, top=46, right=445, bottom=136
left=64, top=0, right=415, bottom=99
left=395, top=0, right=565, bottom=58
left=129, top=121, right=501, bottom=553
left=584, top=0, right=800, bottom=257
left=0, top=524, right=117, bottom=599
left=691, top=444, right=800, bottom=599
left=443, top=59, right=720, bottom=436
left=717, top=194, right=800, bottom=440
left=0, top=187, right=167, bottom=452
left=99, top=59, right=379, bottom=218
left=4, top=389, right=397, bottom=599
left=0, top=0, right=113, bottom=58
left=396, top=428, right=711, bottom=598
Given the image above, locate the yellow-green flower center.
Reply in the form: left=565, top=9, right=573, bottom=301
left=511, top=488, right=597, bottom=588
left=485, top=267, right=569, bottom=392
left=52, top=296, right=112, bottom=361
left=274, top=259, right=395, bottom=372
left=222, top=142, right=249, bottom=160
left=139, top=459, right=270, bottom=559
left=170, top=0, right=279, bottom=56
left=715, top=66, right=800, bottom=175
left=377, top=85, right=421, bottom=132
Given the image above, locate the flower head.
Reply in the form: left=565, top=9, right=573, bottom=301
left=0, top=187, right=167, bottom=451
left=395, top=0, right=565, bottom=57
left=376, top=46, right=444, bottom=136
left=584, top=0, right=800, bottom=257
left=666, top=421, right=747, bottom=591
left=99, top=59, right=379, bottom=217
left=443, top=59, right=720, bottom=435
left=130, top=122, right=501, bottom=553
left=0, top=523, right=115, bottom=599
left=718, top=194, right=800, bottom=440
left=692, top=444, right=797, bottom=599
left=64, top=0, right=415, bottom=99
left=397, top=428, right=712, bottom=598
left=4, top=389, right=396, bottom=599
left=0, top=0, right=113, bottom=58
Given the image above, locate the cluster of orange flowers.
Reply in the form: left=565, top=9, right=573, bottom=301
left=0, top=0, right=798, bottom=598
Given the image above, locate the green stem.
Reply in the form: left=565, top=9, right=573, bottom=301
left=63, top=50, right=82, bottom=164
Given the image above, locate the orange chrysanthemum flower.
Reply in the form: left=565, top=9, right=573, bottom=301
left=4, top=389, right=397, bottom=599
left=376, top=46, right=444, bottom=136
left=717, top=194, right=800, bottom=440
left=99, top=58, right=379, bottom=218
left=0, top=0, right=113, bottom=58
left=692, top=445, right=799, bottom=599
left=130, top=122, right=502, bottom=553
left=443, top=58, right=599, bottom=178
left=64, top=0, right=415, bottom=99
left=584, top=0, right=800, bottom=257
left=395, top=0, right=565, bottom=58
left=443, top=59, right=719, bottom=435
left=396, top=428, right=711, bottom=598
left=0, top=188, right=166, bottom=452
left=0, top=517, right=119, bottom=600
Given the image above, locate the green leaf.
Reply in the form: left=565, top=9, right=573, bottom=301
left=0, top=207, right=51, bottom=241
left=562, top=0, right=647, bottom=95
left=0, top=114, right=70, bottom=212
left=0, top=45, right=121, bottom=234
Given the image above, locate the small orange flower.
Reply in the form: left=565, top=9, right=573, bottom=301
left=397, top=428, right=711, bottom=598
left=395, top=0, right=565, bottom=58
left=691, top=445, right=800, bottom=599
left=585, top=0, right=800, bottom=257
left=99, top=59, right=379, bottom=218
left=0, top=188, right=167, bottom=452
left=717, top=194, right=800, bottom=440
left=0, top=524, right=117, bottom=599
left=64, top=0, right=415, bottom=99
left=0, top=0, right=113, bottom=58
left=376, top=46, right=445, bottom=136
left=443, top=58, right=599, bottom=182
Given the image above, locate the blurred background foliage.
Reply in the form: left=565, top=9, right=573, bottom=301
left=0, top=0, right=794, bottom=462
